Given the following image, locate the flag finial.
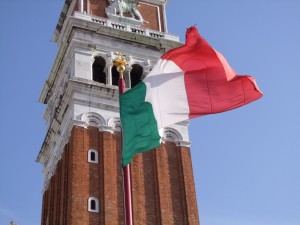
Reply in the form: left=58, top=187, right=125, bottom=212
left=113, top=52, right=128, bottom=79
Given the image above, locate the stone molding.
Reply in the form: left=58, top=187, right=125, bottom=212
left=162, top=126, right=191, bottom=147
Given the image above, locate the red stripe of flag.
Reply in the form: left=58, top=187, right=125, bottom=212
left=162, top=26, right=262, bottom=118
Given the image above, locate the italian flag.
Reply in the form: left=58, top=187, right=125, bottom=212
left=120, top=27, right=263, bottom=166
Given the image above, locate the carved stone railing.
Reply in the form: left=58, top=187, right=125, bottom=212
left=149, top=31, right=164, bottom=38
left=111, top=22, right=126, bottom=30
left=74, top=12, right=179, bottom=42
left=91, top=18, right=106, bottom=26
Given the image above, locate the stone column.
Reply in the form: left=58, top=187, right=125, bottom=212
left=78, top=0, right=84, bottom=13
left=124, top=66, right=131, bottom=89
left=162, top=4, right=168, bottom=32
left=87, top=0, right=90, bottom=14
left=106, top=63, right=113, bottom=85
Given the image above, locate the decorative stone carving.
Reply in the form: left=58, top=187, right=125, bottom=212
left=106, top=0, right=149, bottom=25
left=108, top=117, right=122, bottom=131
left=163, top=127, right=183, bottom=142
left=81, top=112, right=106, bottom=127
left=106, top=51, right=116, bottom=63
left=162, top=126, right=191, bottom=147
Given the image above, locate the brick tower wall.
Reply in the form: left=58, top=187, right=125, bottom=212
left=131, top=142, right=200, bottom=225
left=41, top=126, right=124, bottom=225
left=41, top=143, right=72, bottom=225
left=41, top=126, right=199, bottom=225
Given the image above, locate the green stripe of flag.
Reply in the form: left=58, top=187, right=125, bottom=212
left=120, top=82, right=161, bottom=167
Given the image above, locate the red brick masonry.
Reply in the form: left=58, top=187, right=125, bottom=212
left=41, top=126, right=199, bottom=225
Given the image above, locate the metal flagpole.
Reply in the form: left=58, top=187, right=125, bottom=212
left=113, top=52, right=133, bottom=225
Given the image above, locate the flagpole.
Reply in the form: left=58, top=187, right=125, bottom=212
left=114, top=53, right=133, bottom=225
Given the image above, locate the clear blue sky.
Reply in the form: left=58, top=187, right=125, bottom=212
left=0, top=1, right=299, bottom=225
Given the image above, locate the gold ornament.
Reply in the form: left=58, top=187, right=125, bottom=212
left=113, top=52, right=128, bottom=79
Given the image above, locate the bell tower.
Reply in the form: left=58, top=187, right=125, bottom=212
left=37, top=1, right=200, bottom=224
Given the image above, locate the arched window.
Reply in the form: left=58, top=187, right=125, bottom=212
left=90, top=151, right=96, bottom=161
left=111, top=65, right=119, bottom=86
left=88, top=149, right=98, bottom=163
left=130, top=64, right=143, bottom=88
left=88, top=197, right=99, bottom=212
left=92, top=56, right=106, bottom=84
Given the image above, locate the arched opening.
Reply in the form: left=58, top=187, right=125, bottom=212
left=130, top=64, right=143, bottom=88
left=92, top=56, right=106, bottom=84
left=111, top=65, right=119, bottom=86
left=91, top=199, right=96, bottom=210
left=88, top=149, right=98, bottom=163
left=90, top=152, right=96, bottom=161
left=88, top=197, right=99, bottom=212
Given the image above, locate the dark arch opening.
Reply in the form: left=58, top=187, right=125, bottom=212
left=92, top=56, right=106, bottom=84
left=130, top=64, right=143, bottom=88
left=90, top=151, right=96, bottom=161
left=111, top=66, right=119, bottom=86
left=91, top=199, right=96, bottom=210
